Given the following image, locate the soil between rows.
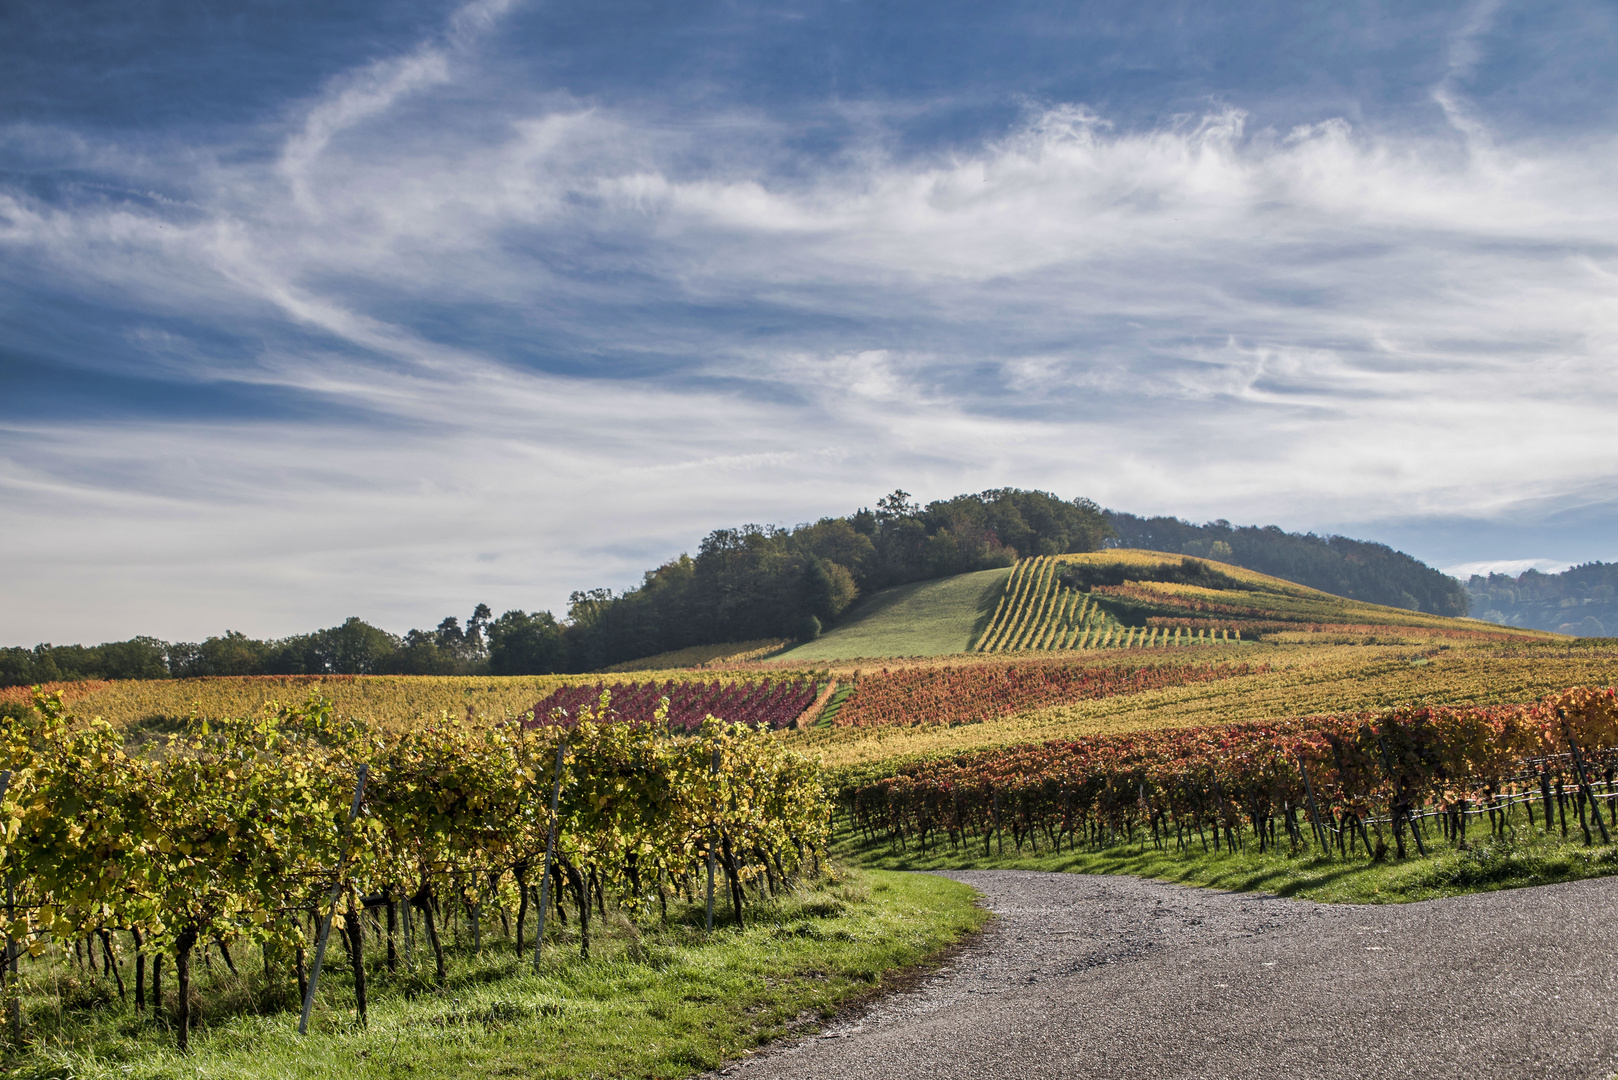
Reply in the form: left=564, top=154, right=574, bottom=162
left=716, top=869, right=1618, bottom=1080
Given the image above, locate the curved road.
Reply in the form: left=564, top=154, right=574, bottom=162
left=729, top=871, right=1618, bottom=1080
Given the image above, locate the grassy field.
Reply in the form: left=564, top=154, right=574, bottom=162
left=791, top=640, right=1618, bottom=769
left=776, top=567, right=1010, bottom=662
left=2, top=869, right=986, bottom=1080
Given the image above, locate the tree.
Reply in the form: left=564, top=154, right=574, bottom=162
left=313, top=618, right=401, bottom=674
left=179, top=631, right=271, bottom=676
left=488, top=610, right=565, bottom=675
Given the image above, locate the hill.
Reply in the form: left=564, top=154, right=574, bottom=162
left=1105, top=511, right=1469, bottom=616
left=973, top=550, right=1547, bottom=651
left=0, top=492, right=1505, bottom=685
left=1467, top=562, right=1618, bottom=635
left=773, top=567, right=1011, bottom=661
left=770, top=551, right=1547, bottom=665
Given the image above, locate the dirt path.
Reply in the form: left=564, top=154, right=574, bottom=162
left=728, top=870, right=1618, bottom=1080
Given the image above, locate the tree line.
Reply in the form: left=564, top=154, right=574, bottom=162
left=1467, top=562, right=1618, bottom=636
left=563, top=488, right=1112, bottom=670
left=3, top=490, right=1487, bottom=687
left=0, top=604, right=567, bottom=688
left=0, top=489, right=1108, bottom=685
left=1104, top=512, right=1470, bottom=617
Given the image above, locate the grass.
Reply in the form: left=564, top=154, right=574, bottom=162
left=775, top=568, right=1011, bottom=663
left=838, top=817, right=1618, bottom=905
left=2, top=868, right=987, bottom=1080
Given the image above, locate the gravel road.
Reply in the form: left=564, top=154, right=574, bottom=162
left=727, top=871, right=1618, bottom=1080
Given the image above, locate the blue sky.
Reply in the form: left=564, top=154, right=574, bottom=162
left=4, top=0, right=1617, bottom=643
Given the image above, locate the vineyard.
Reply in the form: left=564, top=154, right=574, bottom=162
left=532, top=678, right=823, bottom=731
left=972, top=551, right=1549, bottom=654
left=800, top=641, right=1618, bottom=767
left=974, top=556, right=1119, bottom=652
left=829, top=661, right=1261, bottom=728
left=0, top=669, right=826, bottom=735
left=0, top=687, right=830, bottom=1051
left=0, top=628, right=1614, bottom=1073
left=846, top=687, right=1618, bottom=865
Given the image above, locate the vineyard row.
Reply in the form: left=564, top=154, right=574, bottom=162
left=0, top=688, right=830, bottom=1049
left=830, top=660, right=1262, bottom=729
left=843, top=687, right=1618, bottom=864
left=974, top=557, right=1243, bottom=654
left=529, top=678, right=821, bottom=732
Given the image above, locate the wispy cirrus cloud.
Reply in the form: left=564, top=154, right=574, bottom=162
left=2, top=0, right=1617, bottom=641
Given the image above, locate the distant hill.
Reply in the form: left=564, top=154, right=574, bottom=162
left=1, top=489, right=1497, bottom=684
left=975, top=550, right=1542, bottom=651
left=769, top=552, right=1544, bottom=662
left=1104, top=512, right=1469, bottom=616
left=1467, top=563, right=1618, bottom=636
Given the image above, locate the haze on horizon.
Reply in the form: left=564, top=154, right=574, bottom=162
left=3, top=0, right=1617, bottom=645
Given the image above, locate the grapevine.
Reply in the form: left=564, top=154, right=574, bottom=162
left=0, top=687, right=830, bottom=1048
left=843, top=686, right=1618, bottom=865
left=833, top=660, right=1264, bottom=728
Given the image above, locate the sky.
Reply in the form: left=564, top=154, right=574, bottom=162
left=3, top=0, right=1617, bottom=644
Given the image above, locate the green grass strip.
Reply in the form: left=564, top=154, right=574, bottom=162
left=839, top=826, right=1618, bottom=906
left=5, top=870, right=987, bottom=1080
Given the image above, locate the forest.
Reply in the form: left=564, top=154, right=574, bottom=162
left=1104, top=512, right=1470, bottom=616
left=1467, top=562, right=1618, bottom=635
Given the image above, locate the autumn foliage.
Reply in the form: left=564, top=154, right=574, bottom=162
left=530, top=678, right=821, bottom=732
left=847, top=687, right=1618, bottom=857
left=834, top=660, right=1263, bottom=728
left=0, top=688, right=829, bottom=1047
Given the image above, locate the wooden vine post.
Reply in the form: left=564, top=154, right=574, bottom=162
left=1297, top=756, right=1331, bottom=857
left=1565, top=736, right=1610, bottom=844
left=533, top=736, right=568, bottom=971
left=298, top=764, right=369, bottom=1037
left=0, top=770, right=17, bottom=1043
left=705, top=745, right=720, bottom=933
left=1377, top=733, right=1424, bottom=857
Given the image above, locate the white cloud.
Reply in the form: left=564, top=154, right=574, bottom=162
left=3, top=3, right=1618, bottom=641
